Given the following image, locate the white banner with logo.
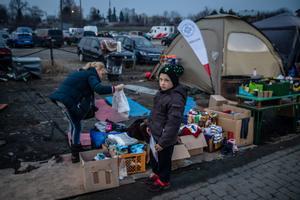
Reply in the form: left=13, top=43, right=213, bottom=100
left=178, top=19, right=211, bottom=76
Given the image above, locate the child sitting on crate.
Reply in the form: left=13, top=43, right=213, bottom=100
left=145, top=64, right=187, bottom=192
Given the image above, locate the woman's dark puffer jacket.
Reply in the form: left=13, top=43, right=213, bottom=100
left=49, top=67, right=112, bottom=118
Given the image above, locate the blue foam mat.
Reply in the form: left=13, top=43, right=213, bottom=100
left=105, top=96, right=196, bottom=118
left=184, top=96, right=197, bottom=116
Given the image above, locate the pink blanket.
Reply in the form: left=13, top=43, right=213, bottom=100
left=95, top=99, right=128, bottom=122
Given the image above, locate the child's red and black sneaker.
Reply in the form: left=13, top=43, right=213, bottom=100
left=144, top=173, right=159, bottom=185
left=148, top=178, right=170, bottom=192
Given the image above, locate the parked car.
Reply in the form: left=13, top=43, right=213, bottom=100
left=97, top=31, right=113, bottom=38
left=35, top=28, right=64, bottom=47
left=16, top=26, right=33, bottom=34
left=0, top=37, right=12, bottom=71
left=83, top=25, right=98, bottom=36
left=63, top=30, right=71, bottom=45
left=77, top=36, right=135, bottom=65
left=109, top=31, right=118, bottom=37
left=146, top=26, right=175, bottom=39
left=69, top=27, right=84, bottom=44
left=114, top=35, right=162, bottom=64
left=161, top=33, right=177, bottom=46
left=10, top=31, right=33, bottom=48
left=128, top=31, right=144, bottom=36
left=128, top=31, right=151, bottom=40
left=83, top=31, right=96, bottom=37
left=0, top=30, right=10, bottom=45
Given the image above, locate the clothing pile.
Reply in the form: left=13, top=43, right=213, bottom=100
left=94, top=152, right=111, bottom=160
left=203, top=125, right=223, bottom=144
left=106, top=132, right=138, bottom=146
left=94, top=120, right=127, bottom=133
left=179, top=124, right=202, bottom=138
left=108, top=143, right=146, bottom=156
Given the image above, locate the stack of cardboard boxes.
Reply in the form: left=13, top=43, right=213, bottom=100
left=205, top=95, right=254, bottom=147
left=79, top=134, right=208, bottom=193
left=77, top=94, right=252, bottom=194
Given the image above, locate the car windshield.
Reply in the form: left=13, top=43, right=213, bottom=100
left=84, top=31, right=96, bottom=36
left=18, top=33, right=31, bottom=37
left=49, top=30, right=62, bottom=36
left=17, top=27, right=32, bottom=33
left=132, top=37, right=154, bottom=48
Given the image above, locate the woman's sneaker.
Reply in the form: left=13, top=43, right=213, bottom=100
left=148, top=178, right=170, bottom=192
left=71, top=144, right=82, bottom=163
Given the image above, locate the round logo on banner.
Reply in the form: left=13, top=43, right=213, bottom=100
left=181, top=22, right=195, bottom=37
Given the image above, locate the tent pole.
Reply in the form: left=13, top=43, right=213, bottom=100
left=209, top=76, right=215, bottom=94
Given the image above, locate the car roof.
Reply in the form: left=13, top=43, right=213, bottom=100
left=120, top=35, right=144, bottom=39
left=82, top=36, right=114, bottom=41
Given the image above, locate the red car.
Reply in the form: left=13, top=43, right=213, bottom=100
left=0, top=38, right=12, bottom=71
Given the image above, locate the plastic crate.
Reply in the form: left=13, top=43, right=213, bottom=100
left=120, top=151, right=146, bottom=175
left=263, top=82, right=291, bottom=96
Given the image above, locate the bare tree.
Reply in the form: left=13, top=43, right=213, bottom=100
left=0, top=4, right=9, bottom=25
left=189, top=7, right=211, bottom=21
left=163, top=11, right=169, bottom=25
left=61, top=0, right=80, bottom=23
left=9, top=0, right=28, bottom=25
left=26, top=6, right=43, bottom=26
left=210, top=9, right=218, bottom=15
left=119, top=11, right=124, bottom=22
left=169, top=11, right=181, bottom=25
left=89, top=7, right=101, bottom=22
left=149, top=15, right=165, bottom=25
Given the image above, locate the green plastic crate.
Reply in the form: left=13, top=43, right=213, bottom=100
left=264, top=82, right=291, bottom=96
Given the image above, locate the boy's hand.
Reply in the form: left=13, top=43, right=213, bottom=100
left=146, top=127, right=152, bottom=136
left=155, top=144, right=163, bottom=152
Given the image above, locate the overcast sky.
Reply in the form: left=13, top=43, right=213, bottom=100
left=1, top=0, right=299, bottom=17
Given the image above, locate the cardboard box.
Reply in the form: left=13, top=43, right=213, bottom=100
left=209, top=95, right=228, bottom=107
left=218, top=117, right=254, bottom=147
left=80, top=149, right=119, bottom=192
left=179, top=133, right=207, bottom=156
left=205, top=104, right=251, bottom=120
left=205, top=137, right=223, bottom=152
left=171, top=144, right=190, bottom=161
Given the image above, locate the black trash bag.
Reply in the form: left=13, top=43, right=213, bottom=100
left=221, top=138, right=233, bottom=155
left=127, top=118, right=149, bottom=143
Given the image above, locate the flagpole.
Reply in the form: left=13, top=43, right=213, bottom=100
left=204, top=63, right=215, bottom=94
left=209, top=76, right=215, bottom=94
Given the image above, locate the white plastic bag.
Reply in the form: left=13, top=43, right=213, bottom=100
left=150, top=135, right=158, bottom=162
left=112, top=90, right=130, bottom=114
left=119, top=158, right=128, bottom=180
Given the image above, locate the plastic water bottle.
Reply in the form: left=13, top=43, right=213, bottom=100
left=119, top=158, right=127, bottom=180
left=253, top=68, right=257, bottom=77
